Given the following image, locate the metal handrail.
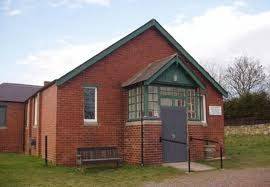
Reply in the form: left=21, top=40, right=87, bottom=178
left=159, top=137, right=191, bottom=172
left=189, top=136, right=224, bottom=169
left=160, top=136, right=224, bottom=171
left=159, top=137, right=186, bottom=145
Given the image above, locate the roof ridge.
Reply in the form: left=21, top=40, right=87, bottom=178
left=54, top=19, right=227, bottom=96
left=150, top=53, right=177, bottom=64
left=1, top=82, right=42, bottom=87
left=121, top=63, right=152, bottom=87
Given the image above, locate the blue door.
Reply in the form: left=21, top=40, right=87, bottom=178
left=160, top=106, right=187, bottom=162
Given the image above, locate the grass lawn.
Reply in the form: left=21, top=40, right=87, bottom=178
left=201, top=135, right=270, bottom=169
left=1, top=135, right=269, bottom=186
left=0, top=153, right=183, bottom=187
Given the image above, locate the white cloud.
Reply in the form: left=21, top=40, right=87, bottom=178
left=16, top=2, right=270, bottom=85
left=166, top=4, right=270, bottom=67
left=17, top=38, right=120, bottom=85
left=233, top=0, right=247, bottom=7
left=6, top=9, right=21, bottom=16
left=1, top=0, right=22, bottom=16
left=49, top=0, right=111, bottom=8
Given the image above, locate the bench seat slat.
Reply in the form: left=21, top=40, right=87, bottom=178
left=82, top=158, right=121, bottom=162
left=77, top=147, right=121, bottom=167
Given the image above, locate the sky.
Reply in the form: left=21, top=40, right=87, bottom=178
left=1, top=0, right=270, bottom=85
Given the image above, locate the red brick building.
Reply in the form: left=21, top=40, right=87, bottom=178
left=0, top=19, right=227, bottom=166
left=0, top=83, right=41, bottom=153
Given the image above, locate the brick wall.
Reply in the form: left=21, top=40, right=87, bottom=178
left=20, top=27, right=224, bottom=166
left=188, top=124, right=206, bottom=160
left=124, top=121, right=223, bottom=165
left=55, top=28, right=176, bottom=166
left=40, top=85, right=57, bottom=163
left=53, top=27, right=224, bottom=166
left=0, top=102, right=24, bottom=153
left=124, top=123, right=163, bottom=165
left=124, top=124, right=142, bottom=164
left=24, top=101, right=30, bottom=154
left=143, top=124, right=163, bottom=164
left=24, top=84, right=58, bottom=164
left=24, top=98, right=36, bottom=155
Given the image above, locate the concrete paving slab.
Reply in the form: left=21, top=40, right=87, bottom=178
left=163, top=162, right=215, bottom=172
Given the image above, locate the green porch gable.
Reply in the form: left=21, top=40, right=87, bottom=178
left=56, top=19, right=228, bottom=97
left=122, top=54, right=205, bottom=90
left=144, top=55, right=205, bottom=89
left=153, top=63, right=197, bottom=87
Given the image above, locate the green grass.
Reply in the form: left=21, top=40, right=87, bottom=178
left=200, top=135, right=270, bottom=169
left=1, top=135, right=269, bottom=186
left=0, top=153, right=183, bottom=187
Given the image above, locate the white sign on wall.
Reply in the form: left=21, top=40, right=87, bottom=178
left=209, top=106, right=222, bottom=116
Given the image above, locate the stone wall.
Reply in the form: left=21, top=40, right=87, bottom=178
left=225, top=124, right=270, bottom=136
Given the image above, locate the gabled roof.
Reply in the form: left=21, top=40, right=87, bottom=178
left=56, top=19, right=228, bottom=97
left=122, top=54, right=176, bottom=87
left=122, top=54, right=205, bottom=89
left=0, top=83, right=42, bottom=103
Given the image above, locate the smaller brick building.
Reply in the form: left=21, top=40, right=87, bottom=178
left=0, top=83, right=41, bottom=153
left=0, top=19, right=227, bottom=166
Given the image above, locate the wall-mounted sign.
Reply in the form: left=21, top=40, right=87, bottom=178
left=209, top=106, right=222, bottom=116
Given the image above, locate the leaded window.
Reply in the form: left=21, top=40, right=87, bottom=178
left=84, top=87, right=97, bottom=122
left=128, top=87, right=143, bottom=120
left=127, top=85, right=205, bottom=121
left=158, top=86, right=203, bottom=121
left=148, top=86, right=159, bottom=117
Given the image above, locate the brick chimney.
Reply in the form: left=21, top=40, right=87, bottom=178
left=43, top=81, right=51, bottom=86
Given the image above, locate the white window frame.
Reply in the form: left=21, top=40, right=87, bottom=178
left=84, top=87, right=97, bottom=123
left=34, top=94, right=39, bottom=127
left=201, top=95, right=207, bottom=123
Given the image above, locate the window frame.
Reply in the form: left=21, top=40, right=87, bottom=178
left=147, top=86, right=159, bottom=118
left=0, top=105, right=7, bottom=128
left=26, top=101, right=30, bottom=127
left=127, top=85, right=206, bottom=122
left=34, top=94, right=39, bottom=127
left=83, top=87, right=98, bottom=123
left=201, top=94, right=207, bottom=123
left=128, top=87, right=143, bottom=121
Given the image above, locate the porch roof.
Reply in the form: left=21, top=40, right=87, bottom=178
left=121, top=54, right=205, bottom=89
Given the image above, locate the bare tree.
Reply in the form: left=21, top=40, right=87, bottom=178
left=225, top=56, right=266, bottom=96
left=202, top=60, right=227, bottom=89
left=266, top=66, right=270, bottom=93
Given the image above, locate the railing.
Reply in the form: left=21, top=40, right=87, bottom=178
left=159, top=137, right=191, bottom=172
left=189, top=136, right=223, bottom=169
left=160, top=136, right=224, bottom=172
left=45, top=136, right=48, bottom=166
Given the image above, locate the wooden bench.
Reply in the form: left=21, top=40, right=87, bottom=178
left=76, top=147, right=121, bottom=167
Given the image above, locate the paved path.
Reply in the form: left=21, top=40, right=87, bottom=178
left=163, top=162, right=214, bottom=172
left=145, top=168, right=270, bottom=187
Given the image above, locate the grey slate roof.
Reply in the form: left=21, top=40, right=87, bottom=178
left=0, top=83, right=42, bottom=102
left=122, top=54, right=177, bottom=87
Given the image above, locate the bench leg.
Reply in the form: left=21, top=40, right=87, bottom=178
left=79, top=165, right=86, bottom=173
